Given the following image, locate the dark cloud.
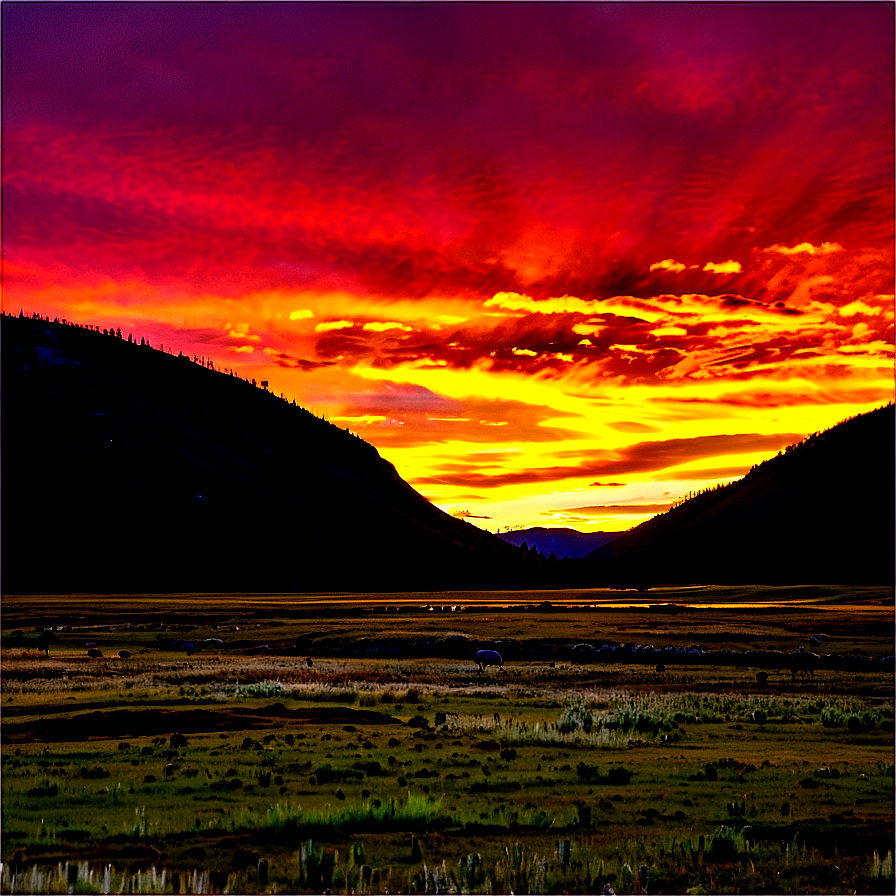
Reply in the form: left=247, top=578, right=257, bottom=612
left=415, top=432, right=802, bottom=488
left=264, top=350, right=336, bottom=371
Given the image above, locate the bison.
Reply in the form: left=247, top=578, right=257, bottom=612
left=476, top=649, right=503, bottom=674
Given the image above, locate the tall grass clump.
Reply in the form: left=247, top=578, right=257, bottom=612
left=222, top=680, right=290, bottom=699
left=870, top=850, right=894, bottom=881
left=228, top=792, right=453, bottom=838
left=0, top=861, right=187, bottom=895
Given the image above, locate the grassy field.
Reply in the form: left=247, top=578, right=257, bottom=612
left=1, top=586, right=893, bottom=894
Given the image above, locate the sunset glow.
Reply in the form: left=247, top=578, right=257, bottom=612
left=3, top=3, right=893, bottom=531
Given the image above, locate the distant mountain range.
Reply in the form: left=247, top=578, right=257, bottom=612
left=4, top=312, right=892, bottom=592
left=588, top=404, right=895, bottom=585
left=497, top=527, right=619, bottom=558
left=2, top=313, right=539, bottom=592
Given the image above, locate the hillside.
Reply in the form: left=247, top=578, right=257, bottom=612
left=1, top=313, right=535, bottom=593
left=497, top=527, right=619, bottom=559
left=587, top=404, right=895, bottom=585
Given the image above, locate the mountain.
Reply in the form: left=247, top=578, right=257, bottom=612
left=1, top=313, right=539, bottom=593
left=587, top=404, right=895, bottom=585
left=497, top=527, right=619, bottom=558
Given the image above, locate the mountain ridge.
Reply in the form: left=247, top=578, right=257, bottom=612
left=587, top=404, right=895, bottom=585
left=1, top=312, right=541, bottom=593
left=497, top=527, right=619, bottom=559
left=4, top=312, right=890, bottom=592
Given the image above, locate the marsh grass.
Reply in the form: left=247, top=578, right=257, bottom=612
left=4, top=835, right=891, bottom=895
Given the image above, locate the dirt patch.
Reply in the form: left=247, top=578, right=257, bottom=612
left=0, top=703, right=401, bottom=744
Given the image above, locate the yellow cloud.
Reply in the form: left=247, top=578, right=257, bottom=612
left=649, top=258, right=687, bottom=273
left=650, top=325, right=688, bottom=337
left=226, top=322, right=261, bottom=341
left=485, top=291, right=595, bottom=315
left=363, top=321, right=414, bottom=332
left=512, top=348, right=538, bottom=356
left=765, top=241, right=844, bottom=256
left=314, top=320, right=354, bottom=332
left=233, top=345, right=255, bottom=354
left=289, top=309, right=314, bottom=320
left=839, top=300, right=882, bottom=317
left=331, top=414, right=387, bottom=426
left=703, top=260, right=743, bottom=274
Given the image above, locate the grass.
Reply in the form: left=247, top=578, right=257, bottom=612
left=2, top=587, right=893, bottom=893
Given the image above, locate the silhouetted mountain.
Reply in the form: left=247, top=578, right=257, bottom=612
left=498, top=527, right=619, bottom=558
left=2, top=313, right=541, bottom=593
left=587, top=404, right=895, bottom=585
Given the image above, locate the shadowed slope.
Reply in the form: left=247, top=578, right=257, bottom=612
left=1, top=314, right=530, bottom=592
left=587, top=405, right=895, bottom=585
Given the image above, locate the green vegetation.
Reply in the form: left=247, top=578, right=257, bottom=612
left=1, top=589, right=893, bottom=893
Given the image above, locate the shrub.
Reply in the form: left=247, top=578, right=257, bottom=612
left=313, top=764, right=364, bottom=785
left=707, top=826, right=746, bottom=863
left=576, top=763, right=632, bottom=785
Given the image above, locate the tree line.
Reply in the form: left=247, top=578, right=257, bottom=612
left=5, top=309, right=375, bottom=442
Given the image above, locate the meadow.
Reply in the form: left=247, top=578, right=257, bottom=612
left=1, top=585, right=893, bottom=894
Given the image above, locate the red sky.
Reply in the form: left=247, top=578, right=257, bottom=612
left=3, top=3, right=893, bottom=531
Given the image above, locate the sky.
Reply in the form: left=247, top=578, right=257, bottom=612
left=3, top=2, right=894, bottom=533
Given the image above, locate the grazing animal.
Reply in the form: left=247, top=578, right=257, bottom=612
left=476, top=649, right=503, bottom=674
left=87, top=648, right=104, bottom=658
left=118, top=650, right=132, bottom=659
left=790, top=646, right=820, bottom=678
left=36, top=631, right=58, bottom=657
left=654, top=663, right=666, bottom=674
left=306, top=657, right=313, bottom=668
left=756, top=670, right=769, bottom=686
